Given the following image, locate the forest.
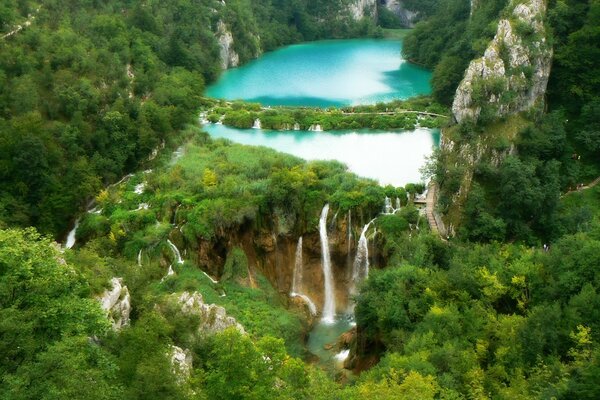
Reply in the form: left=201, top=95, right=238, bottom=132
left=1, top=0, right=600, bottom=399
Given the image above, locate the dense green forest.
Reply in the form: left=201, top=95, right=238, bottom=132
left=1, top=0, right=600, bottom=399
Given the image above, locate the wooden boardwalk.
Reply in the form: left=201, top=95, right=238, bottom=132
left=562, top=175, right=600, bottom=197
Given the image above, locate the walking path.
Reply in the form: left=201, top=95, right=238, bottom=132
left=562, top=175, right=600, bottom=197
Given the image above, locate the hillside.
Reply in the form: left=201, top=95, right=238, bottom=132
left=1, top=0, right=600, bottom=399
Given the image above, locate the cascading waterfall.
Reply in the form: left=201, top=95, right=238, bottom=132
left=137, top=249, right=143, bottom=267
left=291, top=237, right=303, bottom=294
left=290, top=237, right=317, bottom=316
left=65, top=219, right=80, bottom=249
left=167, top=239, right=184, bottom=264
left=384, top=196, right=393, bottom=214
left=350, top=219, right=375, bottom=299
left=252, top=119, right=262, bottom=129
left=319, top=204, right=336, bottom=323
left=396, top=197, right=401, bottom=210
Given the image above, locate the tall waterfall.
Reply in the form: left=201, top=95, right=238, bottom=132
left=396, top=197, right=401, bottom=210
left=319, top=204, right=336, bottom=323
left=352, top=223, right=371, bottom=284
left=291, top=237, right=303, bottom=294
left=65, top=219, right=80, bottom=249
left=349, top=219, right=375, bottom=307
left=290, top=237, right=317, bottom=316
left=167, top=239, right=184, bottom=264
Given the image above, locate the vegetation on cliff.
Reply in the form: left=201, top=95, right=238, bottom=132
left=1, top=0, right=600, bottom=399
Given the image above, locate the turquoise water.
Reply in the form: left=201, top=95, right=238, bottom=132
left=307, top=318, right=354, bottom=368
left=206, top=39, right=432, bottom=107
left=204, top=39, right=437, bottom=186
left=206, top=124, right=439, bottom=187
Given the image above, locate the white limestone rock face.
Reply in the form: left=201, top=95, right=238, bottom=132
left=170, top=345, right=193, bottom=382
left=99, top=277, right=131, bottom=330
left=349, top=0, right=377, bottom=20
left=176, top=291, right=244, bottom=335
left=382, top=0, right=419, bottom=27
left=452, top=0, right=552, bottom=124
left=217, top=20, right=239, bottom=70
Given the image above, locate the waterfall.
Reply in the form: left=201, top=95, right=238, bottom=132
left=309, top=124, right=323, bottom=132
left=290, top=237, right=318, bottom=316
left=252, top=119, right=262, bottom=129
left=334, top=349, right=350, bottom=363
left=134, top=182, right=146, bottom=194
left=137, top=249, right=143, bottom=267
left=347, top=209, right=353, bottom=255
left=291, top=237, right=303, bottom=294
left=167, top=239, right=184, bottom=264
left=353, top=223, right=371, bottom=283
left=162, top=265, right=176, bottom=282
left=65, top=219, right=80, bottom=249
left=319, top=204, right=336, bottom=323
left=384, top=196, right=393, bottom=214
left=293, top=123, right=300, bottom=130
left=349, top=219, right=376, bottom=309
left=396, top=197, right=401, bottom=210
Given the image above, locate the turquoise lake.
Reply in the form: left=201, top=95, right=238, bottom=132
left=206, top=39, right=432, bottom=107
left=204, top=39, right=438, bottom=187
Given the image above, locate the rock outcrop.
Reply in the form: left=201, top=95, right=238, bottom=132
left=216, top=20, right=239, bottom=70
left=169, top=345, right=193, bottom=382
left=381, top=0, right=419, bottom=27
left=349, top=0, right=377, bottom=20
left=99, top=277, right=131, bottom=330
left=176, top=291, right=244, bottom=335
left=452, top=0, right=552, bottom=124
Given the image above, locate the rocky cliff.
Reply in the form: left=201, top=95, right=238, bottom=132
left=175, top=291, right=245, bottom=335
left=349, top=0, right=378, bottom=20
left=452, top=0, right=552, bottom=124
left=216, top=20, right=240, bottom=70
left=98, top=277, right=131, bottom=330
left=381, top=0, right=419, bottom=27
left=166, top=208, right=386, bottom=318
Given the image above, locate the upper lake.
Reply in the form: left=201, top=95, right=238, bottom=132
left=206, top=39, right=432, bottom=107
left=204, top=39, right=438, bottom=186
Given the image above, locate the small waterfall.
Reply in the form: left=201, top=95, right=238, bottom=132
left=65, top=219, right=80, bottom=249
left=347, top=209, right=353, bottom=254
left=291, top=237, right=303, bottom=294
left=396, top=197, right=401, bottom=210
left=134, top=182, right=145, bottom=194
left=137, top=249, right=143, bottom=267
left=384, top=196, right=393, bottom=214
left=202, top=270, right=219, bottom=284
left=293, top=123, right=300, bottom=130
left=349, top=219, right=376, bottom=309
left=319, top=204, right=336, bottom=323
left=353, top=223, right=371, bottom=283
left=252, top=119, right=262, bottom=129
left=290, top=237, right=318, bottom=316
left=167, top=239, right=184, bottom=264
left=334, top=349, right=350, bottom=363
left=162, top=265, right=175, bottom=282
left=309, top=124, right=323, bottom=132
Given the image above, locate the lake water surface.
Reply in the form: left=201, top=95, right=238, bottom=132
left=204, top=39, right=437, bottom=187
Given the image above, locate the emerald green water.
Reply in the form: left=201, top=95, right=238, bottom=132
left=206, top=39, right=431, bottom=107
